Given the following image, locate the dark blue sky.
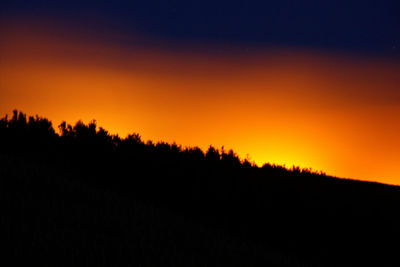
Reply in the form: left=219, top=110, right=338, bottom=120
left=1, top=0, right=399, bottom=56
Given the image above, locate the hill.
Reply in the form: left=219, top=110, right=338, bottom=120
left=1, top=110, right=400, bottom=266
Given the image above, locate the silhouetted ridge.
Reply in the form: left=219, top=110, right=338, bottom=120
left=0, top=110, right=325, bottom=175
left=2, top=110, right=400, bottom=267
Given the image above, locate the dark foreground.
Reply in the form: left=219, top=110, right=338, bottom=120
left=2, top=111, right=400, bottom=266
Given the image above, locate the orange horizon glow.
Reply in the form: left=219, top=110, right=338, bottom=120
left=1, top=19, right=400, bottom=185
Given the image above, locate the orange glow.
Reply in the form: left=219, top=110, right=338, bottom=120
left=1, top=19, right=400, bottom=184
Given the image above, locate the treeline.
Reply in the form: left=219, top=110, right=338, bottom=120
left=0, top=110, right=327, bottom=224
left=0, top=110, right=325, bottom=176
left=0, top=110, right=329, bottom=222
left=2, top=110, right=400, bottom=266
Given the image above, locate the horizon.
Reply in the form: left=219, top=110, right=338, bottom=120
left=1, top=2, right=400, bottom=185
left=1, top=109, right=399, bottom=187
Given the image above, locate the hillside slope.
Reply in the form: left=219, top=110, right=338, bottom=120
left=2, top=111, right=400, bottom=266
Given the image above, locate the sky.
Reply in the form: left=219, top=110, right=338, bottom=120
left=1, top=1, right=400, bottom=184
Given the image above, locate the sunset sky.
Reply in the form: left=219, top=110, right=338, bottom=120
left=1, top=1, right=399, bottom=184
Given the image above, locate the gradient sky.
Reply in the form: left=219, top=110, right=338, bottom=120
left=1, top=1, right=400, bottom=184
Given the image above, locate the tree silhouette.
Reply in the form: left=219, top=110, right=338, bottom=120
left=2, top=110, right=399, bottom=267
